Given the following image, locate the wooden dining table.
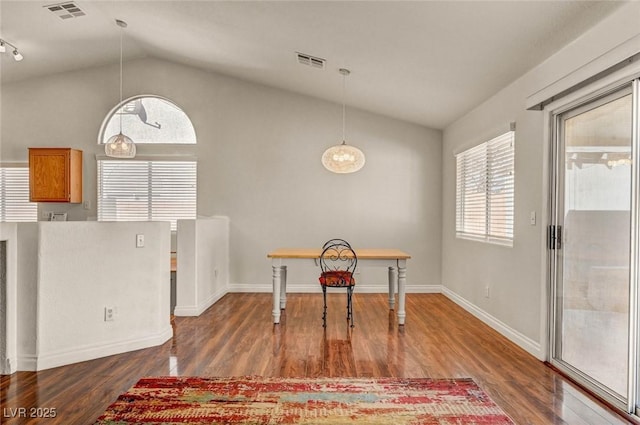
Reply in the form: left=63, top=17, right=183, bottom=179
left=267, top=248, right=411, bottom=326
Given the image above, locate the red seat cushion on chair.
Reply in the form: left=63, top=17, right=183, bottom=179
left=319, top=270, right=355, bottom=287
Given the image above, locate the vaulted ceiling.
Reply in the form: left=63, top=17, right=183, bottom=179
left=0, top=1, right=625, bottom=129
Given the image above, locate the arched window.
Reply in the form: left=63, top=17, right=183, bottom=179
left=97, top=95, right=197, bottom=231
left=99, top=95, right=196, bottom=144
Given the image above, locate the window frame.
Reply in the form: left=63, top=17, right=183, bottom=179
left=96, top=93, right=198, bottom=230
left=97, top=157, right=197, bottom=231
left=455, top=130, right=515, bottom=246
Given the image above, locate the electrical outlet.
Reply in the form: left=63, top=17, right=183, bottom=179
left=105, top=306, right=115, bottom=321
left=83, top=200, right=91, bottom=210
left=136, top=234, right=145, bottom=248
left=484, top=286, right=490, bottom=298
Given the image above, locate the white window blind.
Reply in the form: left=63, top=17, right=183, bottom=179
left=98, top=160, right=197, bottom=231
left=0, top=167, right=38, bottom=222
left=456, top=131, right=515, bottom=245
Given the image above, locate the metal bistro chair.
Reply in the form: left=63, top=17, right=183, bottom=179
left=319, top=239, right=357, bottom=328
left=322, top=238, right=352, bottom=250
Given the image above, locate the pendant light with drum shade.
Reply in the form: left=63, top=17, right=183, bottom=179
left=322, top=68, right=365, bottom=173
left=105, top=19, right=136, bottom=158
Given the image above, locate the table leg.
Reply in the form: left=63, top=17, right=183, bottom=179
left=388, top=266, right=397, bottom=310
left=397, top=261, right=406, bottom=325
left=272, top=264, right=281, bottom=324
left=280, top=266, right=287, bottom=309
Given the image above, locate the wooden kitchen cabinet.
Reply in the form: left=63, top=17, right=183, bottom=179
left=29, top=148, right=83, bottom=203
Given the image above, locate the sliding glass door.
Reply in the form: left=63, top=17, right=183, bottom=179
left=550, top=82, right=636, bottom=410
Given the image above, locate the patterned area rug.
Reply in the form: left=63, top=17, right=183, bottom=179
left=94, top=376, right=515, bottom=424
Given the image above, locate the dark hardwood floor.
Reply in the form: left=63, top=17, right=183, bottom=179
left=0, top=293, right=635, bottom=424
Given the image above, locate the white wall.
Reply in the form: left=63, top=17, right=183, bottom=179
left=175, top=216, right=229, bottom=316
left=16, top=223, right=37, bottom=370
left=0, top=0, right=636, bottom=370
left=442, top=1, right=640, bottom=359
left=15, top=221, right=172, bottom=371
left=1, top=58, right=442, bottom=292
left=0, top=223, right=18, bottom=374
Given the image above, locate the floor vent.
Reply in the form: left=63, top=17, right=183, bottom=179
left=44, top=2, right=86, bottom=19
left=296, top=52, right=325, bottom=69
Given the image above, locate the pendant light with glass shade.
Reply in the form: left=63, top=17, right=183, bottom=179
left=322, top=68, right=365, bottom=173
left=105, top=19, right=136, bottom=158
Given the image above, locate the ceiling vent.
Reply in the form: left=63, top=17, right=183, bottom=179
left=44, top=2, right=86, bottom=19
left=296, top=52, right=325, bottom=69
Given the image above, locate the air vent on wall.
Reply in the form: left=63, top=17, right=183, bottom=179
left=44, top=2, right=86, bottom=19
left=296, top=52, right=325, bottom=69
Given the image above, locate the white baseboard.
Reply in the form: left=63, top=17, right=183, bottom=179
left=17, top=354, right=37, bottom=372
left=31, top=326, right=174, bottom=371
left=228, top=283, right=443, bottom=293
left=174, top=287, right=227, bottom=317
left=441, top=287, right=543, bottom=360
left=1, top=357, right=17, bottom=375
left=173, top=305, right=198, bottom=316
left=228, top=283, right=272, bottom=293
left=405, top=284, right=442, bottom=293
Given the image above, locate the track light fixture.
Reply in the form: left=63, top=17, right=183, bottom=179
left=0, top=39, right=23, bottom=61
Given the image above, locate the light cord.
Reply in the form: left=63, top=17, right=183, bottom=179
left=342, top=71, right=347, bottom=144
left=119, top=25, right=123, bottom=134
